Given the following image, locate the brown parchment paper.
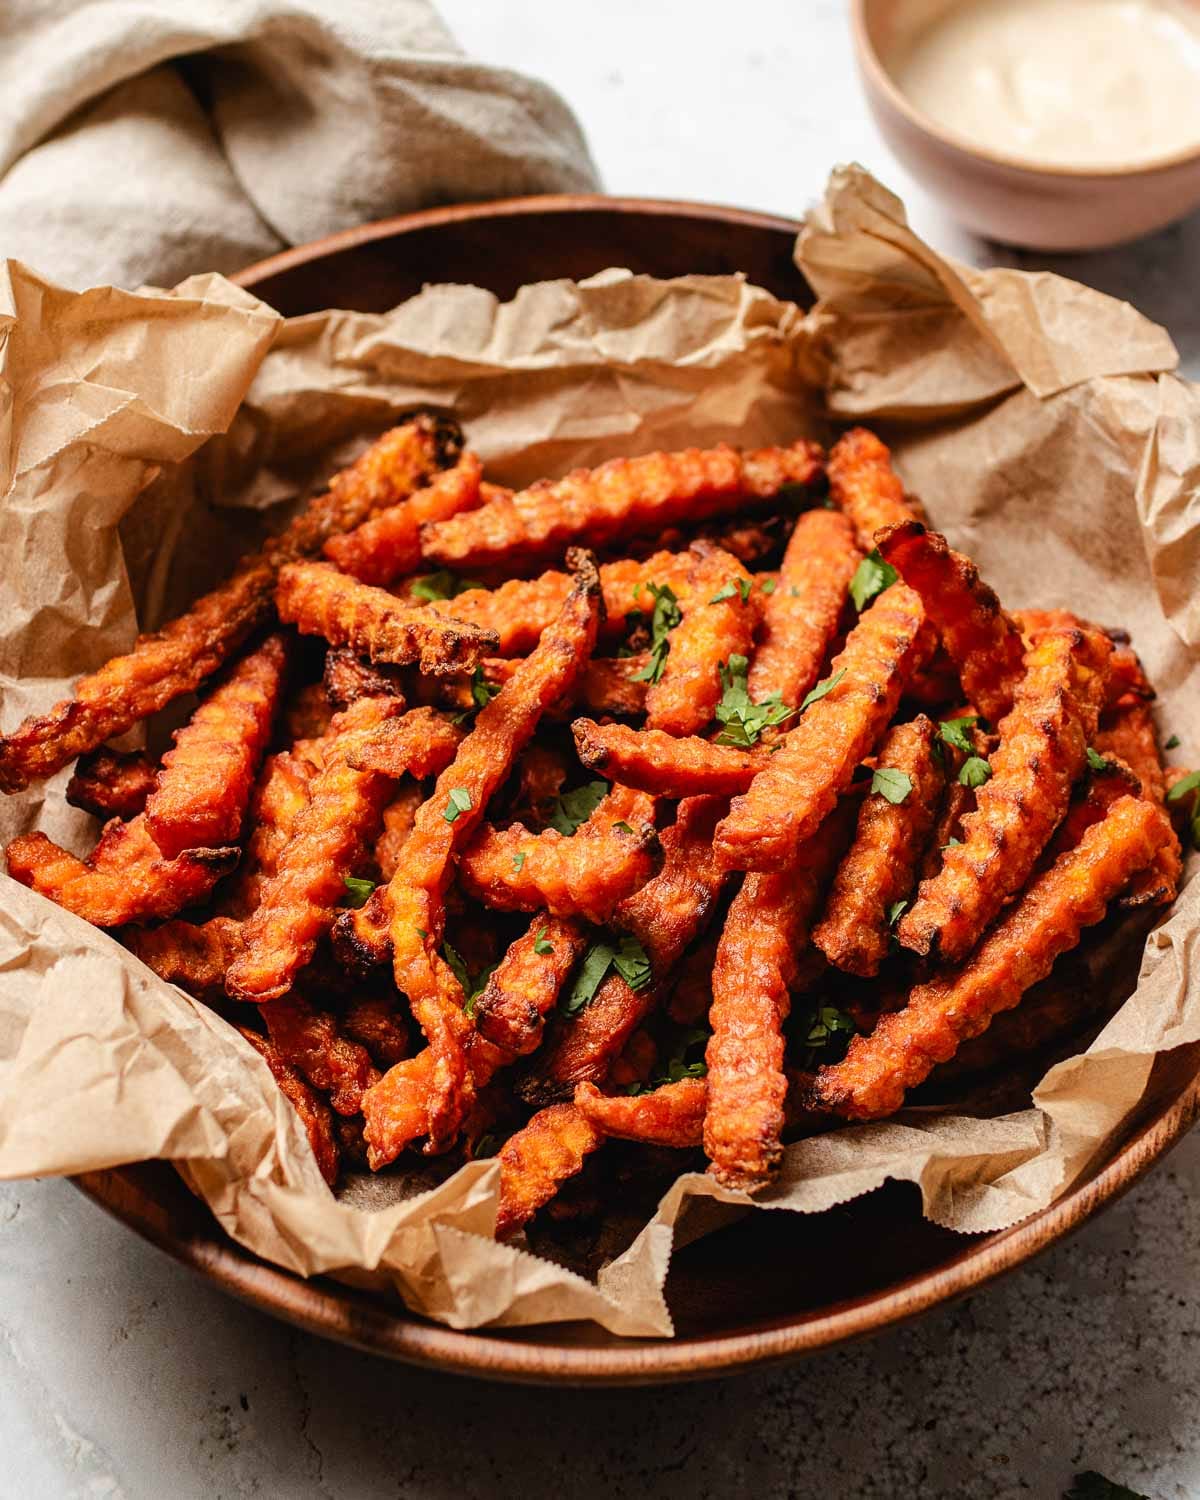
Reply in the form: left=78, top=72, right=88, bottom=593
left=1, top=165, right=1198, bottom=1338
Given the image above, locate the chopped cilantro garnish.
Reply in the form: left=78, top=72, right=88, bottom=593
left=533, top=927, right=554, bottom=956
left=410, top=570, right=482, bottom=602
left=714, top=654, right=794, bottom=747
left=799, top=668, right=846, bottom=714
left=797, top=1003, right=857, bottom=1069
left=443, top=940, right=497, bottom=1017
left=625, top=1025, right=708, bottom=1094
left=1086, top=747, right=1112, bottom=772
left=512, top=851, right=527, bottom=873
left=471, top=666, right=500, bottom=711
left=629, top=582, right=682, bottom=684
left=563, top=934, right=652, bottom=1016
left=341, top=875, right=376, bottom=908
left=887, top=899, right=908, bottom=927
left=938, top=715, right=980, bottom=756
left=549, top=780, right=608, bottom=836
left=760, top=576, right=777, bottom=595
left=958, top=756, right=992, bottom=789
left=1165, top=733, right=1181, bottom=751
left=1167, top=770, right=1200, bottom=802
left=871, top=767, right=913, bottom=804
left=612, top=820, right=636, bottom=835
left=443, top=786, right=473, bottom=823
left=943, top=836, right=963, bottom=849
left=848, top=551, right=899, bottom=611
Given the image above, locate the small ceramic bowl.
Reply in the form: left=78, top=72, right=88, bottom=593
left=851, top=0, right=1200, bottom=250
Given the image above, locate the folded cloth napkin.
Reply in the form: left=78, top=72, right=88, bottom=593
left=0, top=0, right=599, bottom=289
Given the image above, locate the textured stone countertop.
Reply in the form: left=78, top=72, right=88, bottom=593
left=3, top=3, right=1199, bottom=1496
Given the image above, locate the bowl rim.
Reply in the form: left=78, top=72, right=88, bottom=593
left=850, top=0, right=1200, bottom=181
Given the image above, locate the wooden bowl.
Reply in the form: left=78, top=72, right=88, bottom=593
left=74, top=194, right=1200, bottom=1384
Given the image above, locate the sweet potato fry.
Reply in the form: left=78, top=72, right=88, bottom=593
left=425, top=654, right=649, bottom=720
left=877, top=521, right=1026, bottom=726
left=66, top=748, right=157, bottom=820
left=458, top=791, right=660, bottom=924
left=573, top=718, right=763, bottom=797
left=705, top=795, right=858, bottom=1190
left=748, top=508, right=861, bottom=706
left=6, top=817, right=238, bottom=927
left=0, top=415, right=455, bottom=793
left=812, top=715, right=944, bottom=978
left=362, top=549, right=604, bottom=1161
left=494, top=1102, right=606, bottom=1240
left=261, top=993, right=379, bottom=1116
left=374, top=780, right=423, bottom=883
left=715, top=583, right=929, bottom=872
left=225, top=695, right=406, bottom=1002
left=812, top=795, right=1171, bottom=1119
left=1096, top=698, right=1182, bottom=906
left=522, top=796, right=728, bottom=1104
left=899, top=625, right=1114, bottom=963
left=218, top=750, right=314, bottom=918
left=238, top=1025, right=341, bottom=1186
left=341, top=995, right=410, bottom=1069
left=144, top=633, right=289, bottom=859
left=421, top=440, right=824, bottom=572
left=666, top=933, right=719, bottom=1026
left=345, top=707, right=466, bottom=780
left=276, top=561, right=498, bottom=675
left=123, top=915, right=244, bottom=1001
left=323, top=452, right=483, bottom=585
left=575, top=1079, right=707, bottom=1148
left=918, top=778, right=975, bottom=884
left=321, top=649, right=406, bottom=709
left=645, top=544, right=763, bottom=735
left=827, top=427, right=921, bottom=552
left=473, top=914, right=589, bottom=1057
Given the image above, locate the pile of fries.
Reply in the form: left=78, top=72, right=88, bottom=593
left=3, top=412, right=1194, bottom=1241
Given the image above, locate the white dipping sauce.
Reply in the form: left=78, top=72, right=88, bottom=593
left=894, top=0, right=1200, bottom=168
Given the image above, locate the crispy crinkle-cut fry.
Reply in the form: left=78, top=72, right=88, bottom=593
left=66, top=748, right=158, bottom=820
left=705, top=796, right=857, bottom=1191
left=877, top=520, right=1026, bottom=726
left=522, top=796, right=728, bottom=1105
left=261, top=994, right=379, bottom=1117
left=715, top=583, right=929, bottom=873
left=374, top=780, right=423, bottom=883
left=238, top=1025, right=341, bottom=1186
left=219, top=750, right=314, bottom=919
left=6, top=816, right=238, bottom=927
left=827, top=427, right=921, bottom=552
left=427, top=653, right=650, bottom=720
left=362, top=549, right=604, bottom=1162
left=1096, top=699, right=1182, bottom=906
left=345, top=707, right=466, bottom=780
left=323, top=451, right=483, bottom=585
left=421, top=441, right=824, bottom=572
left=494, top=1103, right=605, bottom=1240
left=458, top=791, right=660, bottom=923
left=473, top=914, right=589, bottom=1058
left=276, top=561, right=498, bottom=675
left=145, top=633, right=289, bottom=859
left=225, top=695, right=405, bottom=1003
left=123, top=915, right=244, bottom=1001
left=899, top=625, right=1113, bottom=964
left=575, top=1079, right=707, bottom=1148
left=646, top=544, right=763, bottom=735
left=813, top=795, right=1172, bottom=1119
left=749, top=508, right=860, bottom=707
left=573, top=718, right=762, bottom=797
left=322, top=649, right=406, bottom=709
left=341, top=995, right=410, bottom=1069
left=812, top=715, right=944, bottom=978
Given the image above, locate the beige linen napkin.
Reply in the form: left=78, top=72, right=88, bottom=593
left=0, top=0, right=599, bottom=290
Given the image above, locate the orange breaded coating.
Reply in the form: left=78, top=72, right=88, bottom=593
left=341, top=994, right=410, bottom=1069
left=575, top=1079, right=707, bottom=1148
left=345, top=707, right=466, bottom=780
left=66, top=748, right=158, bottom=820
left=261, top=994, right=379, bottom=1116
left=1042, top=758, right=1141, bottom=865
left=144, top=633, right=289, bottom=859
left=715, top=583, right=929, bottom=873
left=877, top=521, right=1026, bottom=726
left=225, top=695, right=406, bottom=1002
left=321, top=649, right=405, bottom=709
left=427, top=653, right=650, bottom=721
left=238, top=1025, right=340, bottom=1186
left=827, top=427, right=920, bottom=552
left=323, top=452, right=483, bottom=585
left=899, top=626, right=1113, bottom=964
left=1096, top=698, right=1182, bottom=907
left=458, top=788, right=660, bottom=924
left=123, top=915, right=244, bottom=1001
left=473, top=914, right=589, bottom=1057
left=813, top=795, right=1171, bottom=1119
left=748, top=508, right=861, bottom=707
left=220, top=750, right=315, bottom=918
left=812, top=715, right=944, bottom=978
left=330, top=885, right=392, bottom=975
left=362, top=550, right=603, bottom=1162
left=284, top=681, right=335, bottom=742
left=705, top=797, right=857, bottom=1191
left=573, top=718, right=763, bottom=798
left=421, top=441, right=824, bottom=572
left=0, top=416, right=455, bottom=795
left=6, top=816, right=238, bottom=927
left=425, top=550, right=696, bottom=657
left=375, top=780, right=423, bottom=882
left=645, top=544, right=763, bottom=736
left=494, top=1102, right=605, bottom=1240
left=522, top=796, right=728, bottom=1104
left=276, top=562, right=498, bottom=675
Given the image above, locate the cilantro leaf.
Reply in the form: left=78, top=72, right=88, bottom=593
left=958, top=756, right=992, bottom=788
left=443, top=786, right=473, bottom=823
left=709, top=580, right=737, bottom=605
left=943, top=836, right=963, bottom=849
left=848, top=551, right=899, bottom=611
left=512, top=851, right=526, bottom=873
left=797, top=1003, right=857, bottom=1069
left=410, top=570, right=482, bottom=602
left=442, top=940, right=471, bottom=994
left=1086, top=747, right=1114, bottom=772
left=611, top=935, right=652, bottom=991
left=612, top=820, right=636, bottom=835
left=1063, top=1473, right=1149, bottom=1500
left=471, top=1131, right=501, bottom=1159
left=1165, top=733, right=1181, bottom=750
left=1167, top=770, right=1200, bottom=803
left=800, top=668, right=846, bottom=714
left=629, top=582, right=682, bottom=684
left=760, top=577, right=777, bottom=596
left=444, top=940, right=497, bottom=1018
left=871, top=767, right=913, bottom=804
left=563, top=940, right=616, bottom=1016
left=533, top=927, right=554, bottom=956
left=887, top=899, right=908, bottom=927
left=626, top=1025, right=708, bottom=1093
left=549, top=780, right=608, bottom=836
left=938, top=715, right=980, bottom=755
left=341, top=875, right=376, bottom=908
left=714, top=654, right=794, bottom=748
left=471, top=666, right=500, bottom=711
